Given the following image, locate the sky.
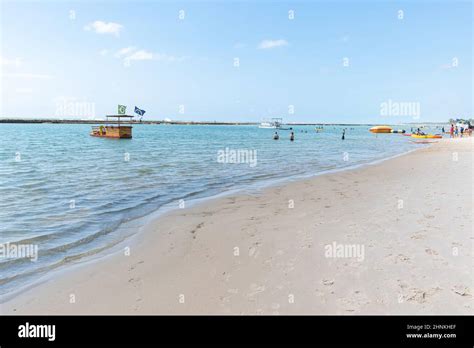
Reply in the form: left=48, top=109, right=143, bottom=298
left=0, top=0, right=472, bottom=123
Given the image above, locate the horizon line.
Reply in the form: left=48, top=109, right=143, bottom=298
left=0, top=118, right=456, bottom=126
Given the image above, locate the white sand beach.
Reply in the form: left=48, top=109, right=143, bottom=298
left=1, top=138, right=472, bottom=315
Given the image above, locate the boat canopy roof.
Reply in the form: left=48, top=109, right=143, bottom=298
left=92, top=114, right=135, bottom=125
left=106, top=114, right=134, bottom=118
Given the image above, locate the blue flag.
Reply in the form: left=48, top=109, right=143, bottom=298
left=134, top=106, right=146, bottom=116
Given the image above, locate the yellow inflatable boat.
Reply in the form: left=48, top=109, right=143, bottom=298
left=369, top=126, right=392, bottom=133
left=411, top=134, right=442, bottom=139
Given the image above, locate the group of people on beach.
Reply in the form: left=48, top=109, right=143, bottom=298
left=448, top=124, right=471, bottom=138
left=410, top=124, right=472, bottom=138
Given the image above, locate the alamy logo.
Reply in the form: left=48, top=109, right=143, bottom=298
left=0, top=242, right=38, bottom=262
left=18, top=322, right=56, bottom=341
left=217, top=148, right=257, bottom=167
left=380, top=99, right=420, bottom=118
left=55, top=96, right=96, bottom=118
left=324, top=241, right=365, bottom=261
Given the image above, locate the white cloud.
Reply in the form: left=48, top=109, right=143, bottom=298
left=3, top=73, right=53, bottom=79
left=115, top=47, right=186, bottom=66
left=124, top=50, right=153, bottom=63
left=154, top=53, right=188, bottom=62
left=115, top=46, right=136, bottom=58
left=84, top=21, right=123, bottom=36
left=258, top=39, right=288, bottom=49
left=117, top=47, right=152, bottom=66
left=99, top=49, right=108, bottom=56
left=126, top=50, right=153, bottom=61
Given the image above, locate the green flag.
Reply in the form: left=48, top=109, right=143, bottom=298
left=118, top=105, right=126, bottom=115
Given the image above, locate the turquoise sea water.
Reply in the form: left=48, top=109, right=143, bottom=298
left=0, top=123, right=436, bottom=296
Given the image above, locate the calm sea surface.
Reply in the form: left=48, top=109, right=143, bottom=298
left=0, top=123, right=436, bottom=296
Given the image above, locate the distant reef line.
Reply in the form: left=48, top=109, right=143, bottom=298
left=0, top=119, right=447, bottom=126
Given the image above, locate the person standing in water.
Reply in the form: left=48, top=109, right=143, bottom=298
left=290, top=131, right=294, bottom=141
left=342, top=129, right=345, bottom=140
left=273, top=131, right=279, bottom=140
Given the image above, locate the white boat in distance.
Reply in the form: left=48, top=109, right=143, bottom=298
left=259, top=118, right=283, bottom=129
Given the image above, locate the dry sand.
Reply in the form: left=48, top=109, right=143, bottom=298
left=1, top=138, right=472, bottom=314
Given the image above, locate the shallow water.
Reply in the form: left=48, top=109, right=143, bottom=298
left=0, top=123, right=435, bottom=295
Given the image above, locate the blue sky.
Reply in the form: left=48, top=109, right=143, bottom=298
left=0, top=0, right=472, bottom=123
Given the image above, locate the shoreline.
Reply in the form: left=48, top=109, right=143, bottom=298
left=1, top=138, right=472, bottom=314
left=0, top=144, right=423, bottom=302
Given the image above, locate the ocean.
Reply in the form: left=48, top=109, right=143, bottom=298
left=0, top=123, right=435, bottom=296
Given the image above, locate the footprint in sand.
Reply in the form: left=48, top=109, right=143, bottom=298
left=410, top=232, right=426, bottom=240
left=425, top=248, right=438, bottom=256
left=191, top=222, right=204, bottom=233
left=277, top=257, right=297, bottom=274
left=297, top=230, right=313, bottom=249
left=337, top=291, right=370, bottom=312
left=128, top=260, right=145, bottom=271
left=190, top=222, right=204, bottom=239
left=219, top=288, right=239, bottom=305
left=222, top=271, right=231, bottom=282
left=219, top=295, right=230, bottom=304
left=322, top=279, right=334, bottom=286
left=401, top=287, right=442, bottom=304
left=247, top=283, right=265, bottom=298
left=128, top=277, right=143, bottom=288
left=452, top=285, right=472, bottom=297
left=314, top=288, right=326, bottom=297
left=385, top=253, right=411, bottom=264
left=263, top=256, right=274, bottom=267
